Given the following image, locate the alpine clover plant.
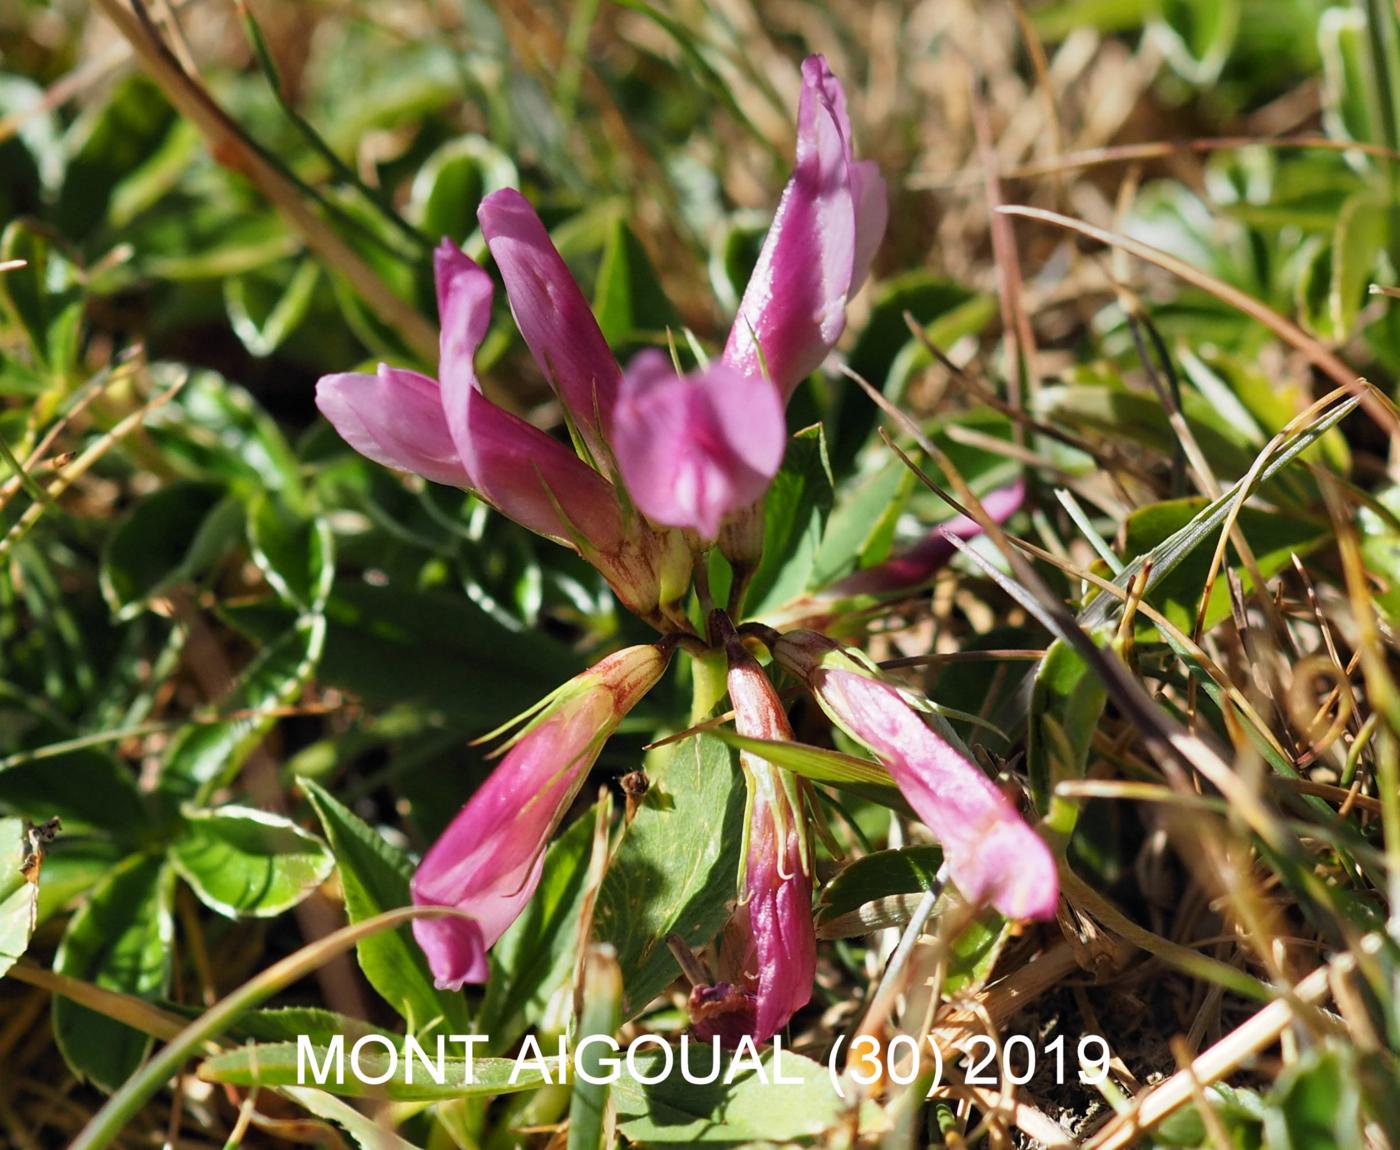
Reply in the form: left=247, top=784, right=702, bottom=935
left=316, top=54, right=1059, bottom=1044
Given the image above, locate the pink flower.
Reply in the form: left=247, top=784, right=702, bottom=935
left=612, top=55, right=886, bottom=538
left=412, top=644, right=670, bottom=990
left=823, top=479, right=1026, bottom=597
left=773, top=630, right=1058, bottom=921
left=722, top=56, right=887, bottom=400
left=477, top=189, right=621, bottom=465
left=316, top=240, right=691, bottom=629
left=613, top=351, right=786, bottom=541
left=690, top=634, right=814, bottom=1044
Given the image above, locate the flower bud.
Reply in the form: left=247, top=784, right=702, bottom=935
left=773, top=630, right=1058, bottom=921
left=412, top=644, right=670, bottom=989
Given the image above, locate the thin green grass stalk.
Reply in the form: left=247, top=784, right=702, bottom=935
left=69, top=905, right=463, bottom=1150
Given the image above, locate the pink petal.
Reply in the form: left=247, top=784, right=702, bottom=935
left=435, top=239, right=495, bottom=389
left=478, top=189, right=622, bottom=461
left=772, top=631, right=1058, bottom=922
left=815, top=668, right=1058, bottom=920
left=315, top=366, right=469, bottom=488
left=613, top=350, right=786, bottom=539
left=745, top=798, right=816, bottom=1040
left=412, top=646, right=668, bottom=989
left=691, top=645, right=814, bottom=1045
left=850, top=161, right=888, bottom=293
left=722, top=55, right=855, bottom=400
left=431, top=240, right=626, bottom=549
left=824, top=478, right=1025, bottom=597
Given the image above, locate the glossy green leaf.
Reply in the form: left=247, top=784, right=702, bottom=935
left=409, top=135, right=518, bottom=245
left=279, top=1086, right=426, bottom=1150
left=227, top=583, right=577, bottom=723
left=614, top=1046, right=859, bottom=1144
left=1027, top=637, right=1110, bottom=834
left=814, top=845, right=943, bottom=937
left=1118, top=497, right=1326, bottom=640
left=0, top=817, right=37, bottom=978
left=593, top=215, right=678, bottom=345
left=705, top=729, right=895, bottom=789
left=159, top=617, right=323, bottom=803
left=302, top=779, right=470, bottom=1034
left=0, top=219, right=83, bottom=374
left=53, top=855, right=173, bottom=1092
left=225, top=259, right=321, bottom=358
left=247, top=495, right=335, bottom=614
left=595, top=732, right=744, bottom=1018
left=1078, top=396, right=1357, bottom=630
left=100, top=481, right=238, bottom=620
left=197, top=1042, right=545, bottom=1100
left=1330, top=193, right=1388, bottom=338
left=54, top=73, right=176, bottom=238
left=1153, top=0, right=1241, bottom=83
left=744, top=424, right=834, bottom=616
left=1358, top=485, right=1400, bottom=625
left=144, top=367, right=302, bottom=496
left=569, top=945, right=624, bottom=1150
left=170, top=804, right=334, bottom=918
left=1262, top=1044, right=1363, bottom=1150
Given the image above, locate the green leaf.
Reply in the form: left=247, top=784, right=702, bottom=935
left=0, top=817, right=38, bottom=978
left=302, top=779, right=470, bottom=1034
left=569, top=945, right=624, bottom=1150
left=832, top=272, right=996, bottom=472
left=0, top=711, right=147, bottom=838
left=814, top=845, right=943, bottom=938
left=706, top=729, right=896, bottom=789
left=1320, top=6, right=1400, bottom=155
left=227, top=583, right=577, bottom=723
left=225, top=1005, right=393, bottom=1046
left=1154, top=1082, right=1265, bottom=1146
left=480, top=811, right=595, bottom=1052
left=1026, top=637, right=1109, bottom=835
left=197, top=1041, right=545, bottom=1100
left=159, top=617, right=325, bottom=804
left=225, top=259, right=321, bottom=359
left=812, top=459, right=913, bottom=586
left=592, top=216, right=678, bottom=345
left=144, top=366, right=302, bottom=496
left=595, top=732, right=744, bottom=1018
left=54, top=73, right=176, bottom=238
left=279, top=1086, right=426, bottom=1150
left=53, top=854, right=174, bottom=1092
left=744, top=424, right=834, bottom=616
left=1152, top=0, right=1241, bottom=83
left=1117, top=497, right=1327, bottom=640
left=1078, top=396, right=1357, bottom=630
left=100, top=481, right=238, bottom=620
left=1359, top=485, right=1400, bottom=625
left=1330, top=193, right=1389, bottom=339
left=614, top=1046, right=860, bottom=1144
left=247, top=495, right=335, bottom=614
left=170, top=804, right=334, bottom=918
left=1038, top=376, right=1258, bottom=480
left=1262, top=1044, right=1363, bottom=1150
left=0, top=218, right=83, bottom=375
left=409, top=135, right=518, bottom=245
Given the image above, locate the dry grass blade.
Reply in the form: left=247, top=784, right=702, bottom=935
left=1083, top=946, right=1357, bottom=1149
left=912, top=135, right=1400, bottom=188
left=996, top=205, right=1396, bottom=434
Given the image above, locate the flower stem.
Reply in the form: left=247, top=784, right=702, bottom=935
left=689, top=649, right=728, bottom=725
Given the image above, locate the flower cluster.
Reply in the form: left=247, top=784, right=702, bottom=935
left=317, top=55, right=1058, bottom=1045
